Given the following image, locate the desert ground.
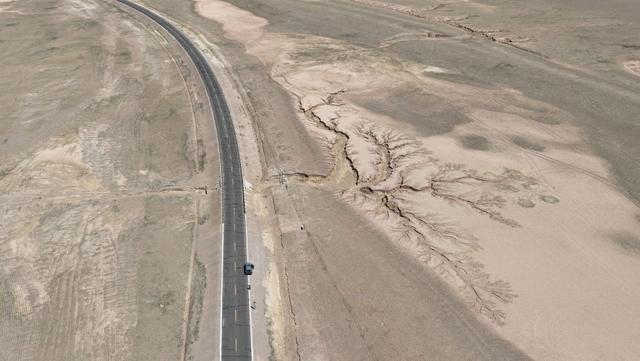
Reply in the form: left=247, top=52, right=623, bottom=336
left=1, top=0, right=640, bottom=360
left=0, top=0, right=222, bottom=360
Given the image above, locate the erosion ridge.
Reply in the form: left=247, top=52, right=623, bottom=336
left=279, top=88, right=560, bottom=324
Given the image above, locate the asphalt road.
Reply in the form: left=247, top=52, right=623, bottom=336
left=116, top=1, right=252, bottom=359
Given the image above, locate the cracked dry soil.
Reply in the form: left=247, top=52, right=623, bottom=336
left=191, top=0, right=640, bottom=360
left=3, top=0, right=640, bottom=359
left=291, top=89, right=557, bottom=324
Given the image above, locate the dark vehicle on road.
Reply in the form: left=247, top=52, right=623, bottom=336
left=243, top=262, right=254, bottom=275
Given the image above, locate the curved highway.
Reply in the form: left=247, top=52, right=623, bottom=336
left=116, top=1, right=252, bottom=359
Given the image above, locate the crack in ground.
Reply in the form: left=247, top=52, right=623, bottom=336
left=295, top=94, right=361, bottom=185
left=349, top=0, right=545, bottom=57
left=352, top=187, right=514, bottom=324
left=278, top=229, right=303, bottom=361
left=275, top=89, right=556, bottom=324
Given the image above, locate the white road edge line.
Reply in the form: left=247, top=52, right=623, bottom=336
left=219, top=222, right=224, bottom=360
left=245, top=199, right=254, bottom=360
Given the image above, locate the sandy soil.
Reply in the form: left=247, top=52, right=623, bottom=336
left=345, top=0, right=640, bottom=87
left=0, top=0, right=221, bottom=360
left=623, top=60, right=640, bottom=77
left=189, top=0, right=640, bottom=360
left=3, top=0, right=639, bottom=359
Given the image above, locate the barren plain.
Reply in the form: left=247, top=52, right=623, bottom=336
left=2, top=0, right=640, bottom=360
left=177, top=0, right=640, bottom=360
left=0, top=0, right=222, bottom=360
